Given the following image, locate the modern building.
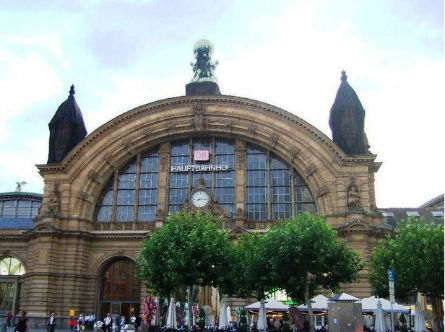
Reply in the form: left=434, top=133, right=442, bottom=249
left=0, top=41, right=441, bottom=325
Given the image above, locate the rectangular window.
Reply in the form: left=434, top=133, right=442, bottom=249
left=138, top=151, right=158, bottom=221
left=246, top=145, right=267, bottom=220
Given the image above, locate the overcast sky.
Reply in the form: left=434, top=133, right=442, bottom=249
left=0, top=0, right=443, bottom=208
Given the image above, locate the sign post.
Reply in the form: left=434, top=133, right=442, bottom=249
left=388, top=270, right=395, bottom=332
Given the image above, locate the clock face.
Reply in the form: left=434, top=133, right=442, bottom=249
left=191, top=190, right=210, bottom=208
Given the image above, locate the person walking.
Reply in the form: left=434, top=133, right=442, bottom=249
left=119, top=315, right=126, bottom=332
left=6, top=312, right=13, bottom=328
left=48, top=312, right=57, bottom=332
left=78, top=314, right=85, bottom=331
left=103, top=313, right=112, bottom=332
left=69, top=317, right=76, bottom=331
left=14, top=311, right=28, bottom=332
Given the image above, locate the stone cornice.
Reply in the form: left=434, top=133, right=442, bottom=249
left=36, top=95, right=379, bottom=175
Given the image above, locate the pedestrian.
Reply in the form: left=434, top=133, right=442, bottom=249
left=14, top=311, right=28, bottom=332
left=130, top=315, right=136, bottom=327
left=103, top=313, right=112, bottom=332
left=69, top=317, right=76, bottom=331
left=48, top=312, right=57, bottom=332
left=78, top=314, right=85, bottom=331
left=6, top=312, right=13, bottom=328
left=119, top=315, right=126, bottom=332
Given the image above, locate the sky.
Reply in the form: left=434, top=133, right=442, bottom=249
left=0, top=0, right=443, bottom=208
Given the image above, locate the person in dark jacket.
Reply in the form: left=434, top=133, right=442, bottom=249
left=15, top=311, right=28, bottom=332
left=48, top=312, right=56, bottom=332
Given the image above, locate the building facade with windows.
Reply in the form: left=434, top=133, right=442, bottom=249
left=1, top=42, right=424, bottom=325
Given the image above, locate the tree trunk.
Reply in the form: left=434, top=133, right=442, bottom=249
left=431, top=296, right=444, bottom=332
left=304, top=273, right=315, bottom=332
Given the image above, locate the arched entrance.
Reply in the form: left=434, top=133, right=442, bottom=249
left=99, top=258, right=141, bottom=320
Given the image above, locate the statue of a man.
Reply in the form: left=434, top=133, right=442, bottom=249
left=190, top=39, right=218, bottom=83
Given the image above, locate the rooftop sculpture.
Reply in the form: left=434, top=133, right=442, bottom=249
left=190, top=39, right=218, bottom=83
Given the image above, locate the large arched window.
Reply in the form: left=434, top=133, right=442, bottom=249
left=95, top=148, right=159, bottom=222
left=246, top=144, right=316, bottom=220
left=94, top=139, right=315, bottom=223
left=99, top=258, right=141, bottom=319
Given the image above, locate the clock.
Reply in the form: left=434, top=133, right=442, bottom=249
left=191, top=189, right=210, bottom=208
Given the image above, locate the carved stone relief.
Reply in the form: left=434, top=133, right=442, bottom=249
left=46, top=183, right=60, bottom=216
left=193, top=105, right=206, bottom=130
left=268, top=133, right=279, bottom=147
left=305, top=164, right=317, bottom=178
left=347, top=179, right=360, bottom=210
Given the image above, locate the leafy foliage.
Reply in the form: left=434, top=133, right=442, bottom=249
left=137, top=211, right=234, bottom=298
left=265, top=213, right=363, bottom=302
left=230, top=232, right=275, bottom=299
left=369, top=218, right=444, bottom=301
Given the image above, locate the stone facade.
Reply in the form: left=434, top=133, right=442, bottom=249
left=0, top=95, right=385, bottom=323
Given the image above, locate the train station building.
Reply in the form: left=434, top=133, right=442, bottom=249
left=1, top=41, right=442, bottom=325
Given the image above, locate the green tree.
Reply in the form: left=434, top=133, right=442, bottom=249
left=264, top=213, right=363, bottom=332
left=137, top=210, right=234, bottom=298
left=369, top=218, right=444, bottom=332
left=230, top=232, right=274, bottom=300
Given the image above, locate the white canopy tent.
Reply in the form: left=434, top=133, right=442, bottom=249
left=298, top=295, right=329, bottom=311
left=246, top=299, right=290, bottom=312
left=361, top=296, right=410, bottom=313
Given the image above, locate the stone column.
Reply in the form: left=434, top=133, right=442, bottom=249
left=234, top=140, right=246, bottom=228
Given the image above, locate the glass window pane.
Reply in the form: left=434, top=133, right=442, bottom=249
left=97, top=206, right=112, bottom=222
left=215, top=139, right=234, bottom=154
left=116, top=206, right=134, bottom=222
left=138, top=205, right=156, bottom=222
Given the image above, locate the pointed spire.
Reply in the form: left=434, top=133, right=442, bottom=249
left=329, top=71, right=369, bottom=155
left=47, top=84, right=87, bottom=163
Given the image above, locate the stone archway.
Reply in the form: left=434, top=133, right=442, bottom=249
left=97, top=257, right=141, bottom=321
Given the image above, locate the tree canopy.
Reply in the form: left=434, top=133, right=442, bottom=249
left=228, top=232, right=275, bottom=300
left=137, top=211, right=234, bottom=298
left=264, top=213, right=363, bottom=332
left=369, top=218, right=443, bottom=331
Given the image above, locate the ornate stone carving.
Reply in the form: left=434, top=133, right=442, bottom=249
left=103, top=224, right=110, bottom=230
left=122, top=139, right=136, bottom=156
left=235, top=140, right=246, bottom=170
left=103, top=153, right=116, bottom=169
left=247, top=223, right=256, bottom=229
left=193, top=105, right=206, bottom=130
left=167, top=120, right=176, bottom=133
left=125, top=223, right=133, bottom=230
left=77, top=191, right=92, bottom=203
left=46, top=183, right=60, bottom=216
left=156, top=208, right=164, bottom=219
left=347, top=179, right=360, bottom=210
left=268, top=133, right=279, bottom=147
left=316, top=187, right=329, bottom=197
left=136, top=224, right=146, bottom=230
left=159, top=144, right=170, bottom=172
left=114, top=224, right=123, bottom=230
left=143, top=129, right=152, bottom=140
left=289, top=148, right=300, bottom=161
left=235, top=207, right=245, bottom=219
left=88, top=170, right=104, bottom=184
left=248, top=124, right=256, bottom=136
left=305, top=164, right=317, bottom=178
left=224, top=119, right=233, bottom=132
